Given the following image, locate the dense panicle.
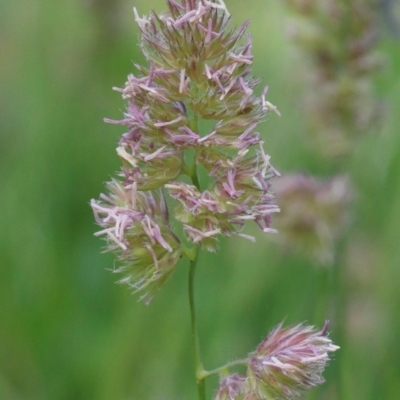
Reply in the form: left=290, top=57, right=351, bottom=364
left=212, top=321, right=339, bottom=400
left=91, top=181, right=182, bottom=303
left=247, top=322, right=339, bottom=399
left=92, top=0, right=280, bottom=298
left=273, top=174, right=352, bottom=265
left=284, top=0, right=383, bottom=157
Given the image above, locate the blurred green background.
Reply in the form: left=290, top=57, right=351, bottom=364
left=1, top=0, right=400, bottom=399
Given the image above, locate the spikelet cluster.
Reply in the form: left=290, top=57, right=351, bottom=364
left=284, top=0, right=383, bottom=157
left=214, top=322, right=339, bottom=400
left=91, top=0, right=280, bottom=300
left=273, top=174, right=352, bottom=265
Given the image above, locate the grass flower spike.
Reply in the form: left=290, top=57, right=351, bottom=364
left=247, top=321, right=339, bottom=399
left=284, top=0, right=383, bottom=157
left=91, top=180, right=182, bottom=303
left=214, top=374, right=250, bottom=400
left=273, top=174, right=351, bottom=265
left=92, top=0, right=280, bottom=299
left=91, top=1, right=339, bottom=398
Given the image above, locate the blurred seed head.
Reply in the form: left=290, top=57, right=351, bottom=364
left=284, top=0, right=384, bottom=158
left=272, top=173, right=352, bottom=266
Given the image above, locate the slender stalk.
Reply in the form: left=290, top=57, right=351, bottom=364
left=313, top=266, right=331, bottom=325
left=188, top=251, right=206, bottom=400
left=199, top=358, right=249, bottom=379
left=310, top=240, right=347, bottom=400
left=185, top=83, right=206, bottom=400
left=187, top=86, right=201, bottom=192
left=330, top=252, right=347, bottom=400
left=307, top=268, right=330, bottom=400
left=191, top=162, right=201, bottom=191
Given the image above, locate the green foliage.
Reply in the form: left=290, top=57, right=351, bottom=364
left=1, top=0, right=400, bottom=399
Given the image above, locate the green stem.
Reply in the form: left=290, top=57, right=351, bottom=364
left=331, top=252, right=347, bottom=400
left=189, top=251, right=206, bottom=400
left=191, top=162, right=201, bottom=191
left=313, top=266, right=331, bottom=325
left=182, top=154, right=201, bottom=191
left=311, top=241, right=347, bottom=400
left=308, top=267, right=331, bottom=400
left=186, top=85, right=205, bottom=399
left=186, top=87, right=201, bottom=192
left=199, top=358, right=249, bottom=379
